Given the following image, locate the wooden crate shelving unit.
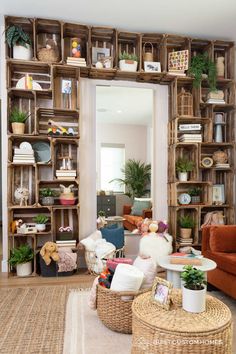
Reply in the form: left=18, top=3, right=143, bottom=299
left=4, top=15, right=235, bottom=275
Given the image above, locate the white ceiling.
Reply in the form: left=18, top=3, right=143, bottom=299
left=96, top=86, right=153, bottom=125
left=1, top=0, right=236, bottom=42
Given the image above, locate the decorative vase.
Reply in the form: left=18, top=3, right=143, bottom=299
left=143, top=42, right=154, bottom=62
left=213, top=150, right=228, bottom=164
left=12, top=122, right=25, bottom=134
left=42, top=196, right=54, bottom=206
left=16, top=261, right=32, bottom=277
left=13, top=44, right=32, bottom=60
left=182, top=286, right=206, bottom=313
left=178, top=172, right=188, bottom=181
left=36, top=224, right=46, bottom=232
left=180, top=228, right=192, bottom=239
left=191, top=196, right=200, bottom=204
left=119, top=60, right=138, bottom=72
left=216, top=56, right=225, bottom=78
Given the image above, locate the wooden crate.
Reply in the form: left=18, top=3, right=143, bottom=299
left=141, top=33, right=165, bottom=71
left=213, top=40, right=235, bottom=80
left=172, top=78, right=200, bottom=118
left=199, top=143, right=234, bottom=169
left=165, top=35, right=191, bottom=73
left=35, top=90, right=53, bottom=109
left=35, top=18, right=62, bottom=63
left=52, top=65, right=80, bottom=109
left=53, top=138, right=79, bottom=179
left=63, top=22, right=89, bottom=64
left=117, top=31, right=141, bottom=70
left=190, top=39, right=213, bottom=61
left=53, top=207, right=79, bottom=242
left=38, top=181, right=79, bottom=207
left=90, top=26, right=116, bottom=68
left=168, top=181, right=212, bottom=207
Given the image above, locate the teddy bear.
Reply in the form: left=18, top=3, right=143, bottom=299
left=40, top=242, right=59, bottom=265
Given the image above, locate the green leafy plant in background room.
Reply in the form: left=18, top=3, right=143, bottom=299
left=176, top=157, right=195, bottom=173
left=111, top=159, right=151, bottom=199
left=188, top=52, right=217, bottom=91
left=5, top=25, right=31, bottom=48
left=178, top=215, right=195, bottom=229
left=8, top=244, right=34, bottom=267
left=119, top=51, right=138, bottom=62
left=181, top=265, right=206, bottom=290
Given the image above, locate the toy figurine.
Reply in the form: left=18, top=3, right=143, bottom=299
left=14, top=187, right=29, bottom=206
left=10, top=219, right=23, bottom=234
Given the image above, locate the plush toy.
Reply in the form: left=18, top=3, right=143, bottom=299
left=149, top=222, right=158, bottom=233
left=10, top=219, right=23, bottom=234
left=37, top=38, right=59, bottom=63
left=40, top=242, right=59, bottom=265
left=134, top=218, right=151, bottom=236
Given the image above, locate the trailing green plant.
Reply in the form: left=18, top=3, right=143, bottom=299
left=5, top=25, right=31, bottom=48
left=110, top=159, right=151, bottom=199
left=188, top=187, right=201, bottom=196
left=180, top=265, right=206, bottom=290
left=8, top=244, right=34, bottom=267
left=188, top=52, right=217, bottom=92
left=119, top=51, right=138, bottom=62
left=33, top=214, right=49, bottom=224
left=10, top=107, right=29, bottom=123
left=176, top=157, right=195, bottom=173
left=40, top=188, right=55, bottom=197
left=98, top=210, right=106, bottom=217
left=178, top=215, right=195, bottom=229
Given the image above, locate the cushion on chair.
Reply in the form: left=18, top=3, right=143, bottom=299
left=209, top=226, right=236, bottom=252
left=131, top=200, right=152, bottom=216
left=101, top=227, right=124, bottom=249
left=124, top=214, right=143, bottom=226
left=206, top=251, right=236, bottom=276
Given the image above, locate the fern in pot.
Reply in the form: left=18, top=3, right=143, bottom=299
left=6, top=24, right=32, bottom=60
left=178, top=215, right=195, bottom=239
left=119, top=51, right=138, bottom=72
left=176, top=157, right=195, bottom=181
left=181, top=265, right=207, bottom=313
left=33, top=214, right=49, bottom=232
left=10, top=107, right=29, bottom=134
left=9, top=244, right=34, bottom=277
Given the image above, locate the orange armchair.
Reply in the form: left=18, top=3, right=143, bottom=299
left=123, top=204, right=152, bottom=231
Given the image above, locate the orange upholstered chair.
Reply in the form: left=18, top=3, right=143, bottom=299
left=123, top=205, right=152, bottom=231
left=202, top=225, right=236, bottom=299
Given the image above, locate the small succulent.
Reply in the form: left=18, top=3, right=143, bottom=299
left=119, top=51, right=138, bottom=62
left=181, top=265, right=206, bottom=290
left=33, top=215, right=49, bottom=224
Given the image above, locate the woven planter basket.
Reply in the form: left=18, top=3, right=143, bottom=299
left=96, top=284, right=148, bottom=334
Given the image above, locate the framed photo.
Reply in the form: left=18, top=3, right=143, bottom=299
left=101, top=56, right=113, bottom=69
left=61, top=79, right=72, bottom=94
left=92, top=47, right=110, bottom=65
left=168, top=50, right=189, bottom=72
left=144, top=61, right=161, bottom=72
left=212, top=184, right=225, bottom=205
left=151, top=277, right=173, bottom=310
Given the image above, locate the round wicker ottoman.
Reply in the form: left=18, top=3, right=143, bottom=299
left=131, top=290, right=232, bottom=354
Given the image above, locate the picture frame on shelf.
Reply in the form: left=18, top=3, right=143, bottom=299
left=61, top=79, right=72, bottom=94
left=151, top=277, right=173, bottom=310
left=144, top=61, right=161, bottom=72
left=212, top=184, right=225, bottom=205
left=92, top=47, right=110, bottom=65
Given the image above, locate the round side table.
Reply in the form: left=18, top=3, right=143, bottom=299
left=132, top=290, right=232, bottom=354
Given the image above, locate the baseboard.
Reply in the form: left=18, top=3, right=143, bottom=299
left=1, top=259, right=8, bottom=272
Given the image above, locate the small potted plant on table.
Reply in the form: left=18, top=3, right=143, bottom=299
left=178, top=215, right=195, bottom=239
left=9, top=244, right=34, bottom=277
left=176, top=157, right=195, bottom=181
left=119, top=51, right=138, bottom=72
left=188, top=187, right=202, bottom=204
left=10, top=107, right=29, bottom=134
left=33, top=214, right=49, bottom=232
left=6, top=24, right=32, bottom=60
left=40, top=188, right=55, bottom=206
left=181, top=265, right=207, bottom=313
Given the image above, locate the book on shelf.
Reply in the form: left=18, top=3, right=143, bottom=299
left=170, top=257, right=202, bottom=266
left=206, top=99, right=226, bottom=104
left=170, top=252, right=203, bottom=259
left=179, top=124, right=202, bottom=131
left=168, top=71, right=186, bottom=77
left=56, top=177, right=76, bottom=180
left=14, top=148, right=34, bottom=155
left=215, top=163, right=230, bottom=168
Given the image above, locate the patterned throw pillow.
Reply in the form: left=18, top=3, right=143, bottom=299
left=131, top=200, right=151, bottom=216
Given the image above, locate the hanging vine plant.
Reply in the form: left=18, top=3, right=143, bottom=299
left=188, top=52, right=217, bottom=92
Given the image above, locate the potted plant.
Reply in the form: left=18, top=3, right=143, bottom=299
left=119, top=51, right=138, bottom=72
left=9, top=244, right=34, bottom=277
left=110, top=159, right=151, bottom=199
left=188, top=187, right=202, bottom=204
left=33, top=214, right=49, bottom=232
left=10, top=107, right=29, bottom=134
left=178, top=215, right=195, bottom=239
left=6, top=25, right=32, bottom=60
left=176, top=157, right=195, bottom=181
left=180, top=265, right=207, bottom=313
left=40, top=188, right=55, bottom=206
left=188, top=52, right=217, bottom=92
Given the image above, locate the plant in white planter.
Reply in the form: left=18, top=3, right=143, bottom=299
left=9, top=244, right=34, bottom=277
left=6, top=25, right=32, bottom=60
left=188, top=187, right=202, bottom=204
left=176, top=157, right=195, bottom=181
left=10, top=107, right=29, bottom=134
left=40, top=188, right=55, bottom=206
left=181, top=265, right=207, bottom=313
left=178, top=215, right=195, bottom=239
left=33, top=214, right=49, bottom=232
left=119, top=51, right=138, bottom=72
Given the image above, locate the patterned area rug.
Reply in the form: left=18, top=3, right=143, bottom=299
left=0, top=286, right=69, bottom=354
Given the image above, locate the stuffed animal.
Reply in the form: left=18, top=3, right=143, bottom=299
left=40, top=242, right=59, bottom=265
left=10, top=219, right=23, bottom=234
left=14, top=187, right=29, bottom=206
left=37, top=38, right=59, bottom=63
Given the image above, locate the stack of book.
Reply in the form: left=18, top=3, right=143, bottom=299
left=215, top=163, right=230, bottom=169
left=170, top=252, right=203, bottom=265
left=179, top=124, right=202, bottom=132
left=177, top=237, right=193, bottom=245
left=179, top=134, right=202, bottom=143
left=206, top=98, right=225, bottom=104
left=66, top=57, right=87, bottom=67
left=56, top=169, right=76, bottom=180
left=56, top=240, right=76, bottom=249
left=13, top=148, right=35, bottom=164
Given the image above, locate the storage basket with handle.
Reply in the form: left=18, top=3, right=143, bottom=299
left=85, top=247, right=125, bottom=275
left=143, top=42, right=154, bottom=62
left=96, top=284, right=149, bottom=334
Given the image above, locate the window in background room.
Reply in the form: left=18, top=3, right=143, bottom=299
left=100, top=144, right=125, bottom=192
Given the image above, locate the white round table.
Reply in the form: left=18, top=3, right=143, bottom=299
left=158, top=256, right=217, bottom=288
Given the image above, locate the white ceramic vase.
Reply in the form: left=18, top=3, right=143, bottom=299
left=182, top=286, right=206, bottom=313
left=16, top=261, right=32, bottom=277
left=178, top=172, right=188, bottom=181
left=13, top=44, right=32, bottom=60
left=119, top=60, right=138, bottom=72
left=36, top=224, right=46, bottom=232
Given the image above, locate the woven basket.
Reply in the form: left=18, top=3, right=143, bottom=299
left=85, top=247, right=125, bottom=275
left=96, top=284, right=148, bottom=334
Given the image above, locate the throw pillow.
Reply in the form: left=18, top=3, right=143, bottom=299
left=133, top=256, right=157, bottom=289
left=106, top=223, right=118, bottom=229
left=101, top=227, right=124, bottom=249
left=131, top=200, right=151, bottom=216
